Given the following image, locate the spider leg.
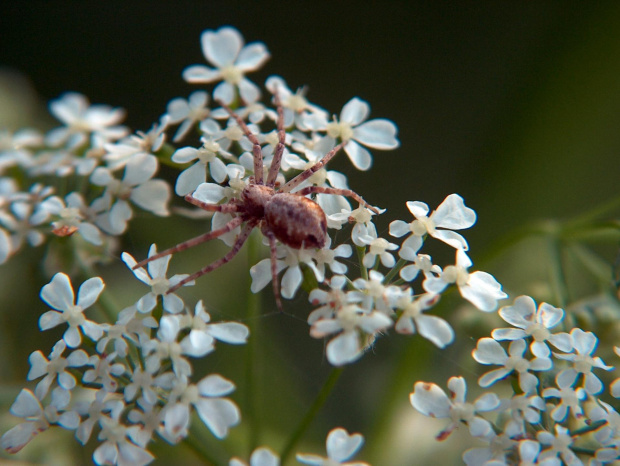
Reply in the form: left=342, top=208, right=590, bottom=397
left=217, top=100, right=264, bottom=185
left=184, top=194, right=242, bottom=213
left=166, top=220, right=257, bottom=294
left=294, top=186, right=380, bottom=214
left=279, top=142, right=347, bottom=193
left=266, top=91, right=286, bottom=187
left=263, top=228, right=283, bottom=312
left=132, top=216, right=244, bottom=270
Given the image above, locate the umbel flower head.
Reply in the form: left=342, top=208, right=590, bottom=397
left=0, top=22, right=519, bottom=466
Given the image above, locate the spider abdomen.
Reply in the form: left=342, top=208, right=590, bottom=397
left=265, top=193, right=327, bottom=249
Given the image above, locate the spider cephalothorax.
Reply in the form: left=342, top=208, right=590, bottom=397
left=133, top=93, right=378, bottom=309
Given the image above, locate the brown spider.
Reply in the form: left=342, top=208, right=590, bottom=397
left=133, top=93, right=379, bottom=309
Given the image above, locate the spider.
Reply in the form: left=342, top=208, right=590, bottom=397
left=133, top=93, right=379, bottom=309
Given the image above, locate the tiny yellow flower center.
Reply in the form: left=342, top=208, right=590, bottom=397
left=326, top=120, right=354, bottom=141
left=220, top=65, right=243, bottom=84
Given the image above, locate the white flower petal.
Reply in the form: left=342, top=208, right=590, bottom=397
left=236, top=42, right=270, bottom=70
left=76, top=277, right=104, bottom=309
left=194, top=398, right=240, bottom=439
left=416, top=314, right=454, bottom=348
left=281, top=265, right=302, bottom=299
left=343, top=140, right=372, bottom=171
left=410, top=381, right=451, bottom=418
left=239, top=78, right=261, bottom=104
left=473, top=338, right=508, bottom=365
left=460, top=272, right=506, bottom=312
left=197, top=374, right=236, bottom=397
left=39, top=311, right=63, bottom=331
left=193, top=182, right=226, bottom=204
left=202, top=27, right=243, bottom=67
left=326, top=332, right=362, bottom=366
left=207, top=322, right=249, bottom=344
left=183, top=65, right=221, bottom=83
left=432, top=194, right=476, bottom=230
left=326, top=428, right=364, bottom=462
left=389, top=220, right=410, bottom=238
left=131, top=180, right=170, bottom=216
left=340, top=98, right=369, bottom=126
left=172, top=147, right=199, bottom=164
left=353, top=119, right=399, bottom=149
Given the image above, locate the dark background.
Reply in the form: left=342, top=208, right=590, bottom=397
left=2, top=2, right=620, bottom=464
left=3, top=2, right=620, bottom=245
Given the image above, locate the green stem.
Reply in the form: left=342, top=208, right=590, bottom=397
left=571, top=420, right=607, bottom=437
left=279, top=367, right=344, bottom=464
left=245, top=231, right=262, bottom=454
left=382, top=257, right=407, bottom=284
left=356, top=246, right=368, bottom=280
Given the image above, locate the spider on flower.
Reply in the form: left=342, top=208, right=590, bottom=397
left=133, top=93, right=379, bottom=309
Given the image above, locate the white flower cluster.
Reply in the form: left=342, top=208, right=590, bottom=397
left=0, top=93, right=172, bottom=268
left=0, top=268, right=249, bottom=464
left=1, top=25, right=512, bottom=465
left=410, top=295, right=620, bottom=465
left=302, top=193, right=507, bottom=365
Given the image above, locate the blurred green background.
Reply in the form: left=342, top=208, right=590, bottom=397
left=2, top=2, right=620, bottom=465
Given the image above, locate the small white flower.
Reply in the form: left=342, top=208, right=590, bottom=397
left=424, top=250, right=507, bottom=312
left=179, top=301, right=249, bottom=356
left=141, top=315, right=195, bottom=377
left=410, top=376, right=500, bottom=440
left=390, top=194, right=476, bottom=252
left=358, top=235, right=398, bottom=268
left=183, top=27, right=270, bottom=104
left=83, top=353, right=126, bottom=392
left=296, top=427, right=368, bottom=466
left=502, top=393, right=546, bottom=437
left=328, top=205, right=383, bottom=246
left=397, top=250, right=439, bottom=282
left=542, top=374, right=586, bottom=422
left=39, top=273, right=105, bottom=347
left=35, top=192, right=104, bottom=245
left=172, top=138, right=228, bottom=196
left=0, top=196, right=47, bottom=252
left=163, top=374, right=240, bottom=441
left=93, top=414, right=154, bottom=466
left=96, top=305, right=158, bottom=357
left=554, top=328, right=612, bottom=395
left=393, top=292, right=453, bottom=348
left=462, top=432, right=518, bottom=466
left=492, top=295, right=572, bottom=358
left=473, top=338, right=552, bottom=394
left=1, top=391, right=50, bottom=454
left=103, top=117, right=168, bottom=170
left=307, top=276, right=359, bottom=325
left=588, top=400, right=620, bottom=447
left=310, top=303, right=392, bottom=366
left=265, top=75, right=328, bottom=130
left=516, top=439, right=561, bottom=466
left=122, top=244, right=193, bottom=314
left=304, top=97, right=399, bottom=170
left=27, top=340, right=89, bottom=399
left=352, top=270, right=402, bottom=314
left=166, top=91, right=212, bottom=142
left=250, top=246, right=323, bottom=300
left=46, top=92, right=127, bottom=149
left=537, top=425, right=581, bottom=465
left=91, top=153, right=171, bottom=234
